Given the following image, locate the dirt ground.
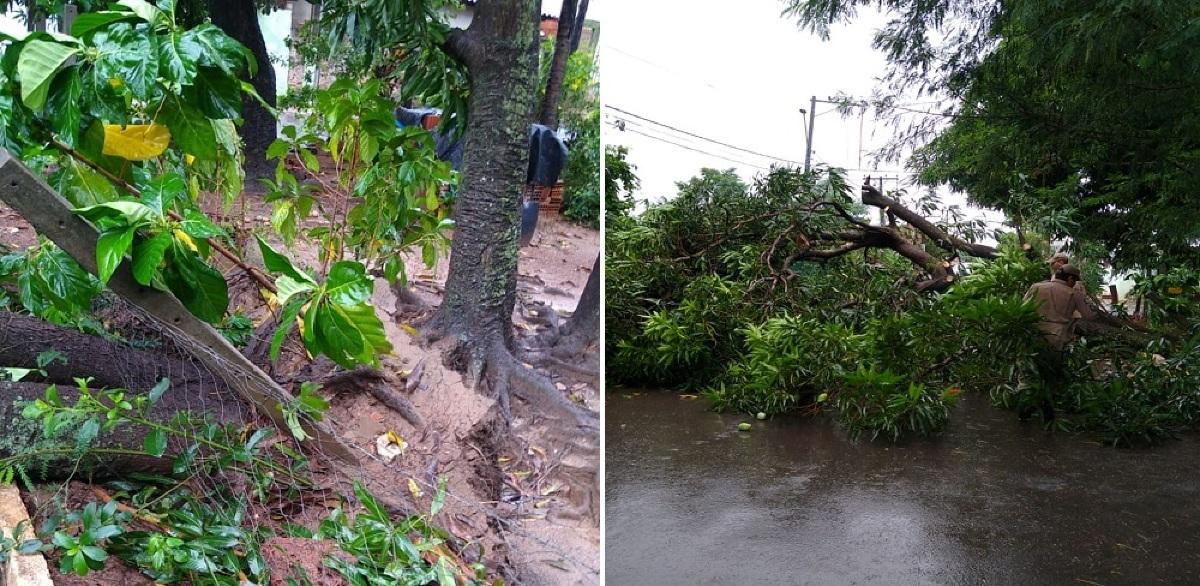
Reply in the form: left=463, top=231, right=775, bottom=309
left=0, top=191, right=600, bottom=585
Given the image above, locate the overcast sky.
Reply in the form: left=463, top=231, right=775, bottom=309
left=599, top=0, right=1006, bottom=232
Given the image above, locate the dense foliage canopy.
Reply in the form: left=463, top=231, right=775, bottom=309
left=788, top=0, right=1200, bottom=270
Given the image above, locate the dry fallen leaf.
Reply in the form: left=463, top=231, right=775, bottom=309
left=374, top=432, right=407, bottom=463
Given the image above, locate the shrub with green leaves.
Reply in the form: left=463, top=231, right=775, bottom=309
left=834, top=365, right=959, bottom=441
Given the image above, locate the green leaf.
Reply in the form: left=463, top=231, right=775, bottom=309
left=337, top=302, right=392, bottom=363
left=314, top=301, right=365, bottom=368
left=71, top=11, right=138, bottom=38
left=55, top=158, right=119, bottom=208
left=147, top=378, right=169, bottom=405
left=179, top=23, right=251, bottom=76
left=95, top=226, right=136, bottom=284
left=75, top=201, right=157, bottom=226
left=143, top=428, right=167, bottom=457
left=436, top=557, right=455, bottom=586
left=269, top=298, right=305, bottom=362
left=325, top=261, right=372, bottom=305
left=156, top=32, right=196, bottom=86
left=299, top=149, right=319, bottom=173
left=276, top=274, right=315, bottom=306
left=132, top=231, right=171, bottom=285
left=179, top=208, right=225, bottom=239
left=352, top=482, right=388, bottom=523
left=80, top=545, right=108, bottom=562
left=265, top=139, right=289, bottom=160
left=72, top=552, right=88, bottom=576
left=17, top=40, right=80, bottom=110
left=141, top=172, right=183, bottom=216
left=76, top=418, right=100, bottom=448
left=116, top=0, right=164, bottom=27
left=162, top=241, right=228, bottom=323
left=159, top=95, right=217, bottom=160
left=92, top=23, right=157, bottom=100
left=187, top=67, right=241, bottom=120
left=256, top=236, right=315, bottom=285
left=431, top=475, right=448, bottom=516
left=46, top=66, right=82, bottom=147
left=35, top=246, right=98, bottom=311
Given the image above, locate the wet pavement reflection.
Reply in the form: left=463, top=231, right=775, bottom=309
left=606, top=391, right=1200, bottom=585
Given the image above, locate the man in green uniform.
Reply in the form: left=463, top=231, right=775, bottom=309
left=1022, top=264, right=1094, bottom=420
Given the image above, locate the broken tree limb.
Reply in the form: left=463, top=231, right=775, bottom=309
left=0, top=149, right=358, bottom=465
left=860, top=182, right=997, bottom=259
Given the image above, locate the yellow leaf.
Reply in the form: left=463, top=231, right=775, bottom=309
left=102, top=124, right=171, bottom=161
left=385, top=430, right=407, bottom=451
left=400, top=323, right=420, bottom=337
left=407, top=478, right=423, bottom=499
left=1167, top=286, right=1183, bottom=295
left=185, top=154, right=196, bottom=165
left=173, top=229, right=198, bottom=252
left=108, top=78, right=123, bottom=89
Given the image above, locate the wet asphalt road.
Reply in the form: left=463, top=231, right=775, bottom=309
left=606, top=391, right=1200, bottom=585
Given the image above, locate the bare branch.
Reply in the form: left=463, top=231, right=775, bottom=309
left=860, top=182, right=997, bottom=258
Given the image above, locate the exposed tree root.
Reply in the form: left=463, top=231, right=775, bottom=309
left=519, top=351, right=598, bottom=384
left=320, top=367, right=424, bottom=428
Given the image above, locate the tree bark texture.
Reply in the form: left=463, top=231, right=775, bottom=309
left=569, top=0, right=589, bottom=54
left=0, top=312, right=231, bottom=396
left=556, top=254, right=599, bottom=355
left=537, top=0, right=577, bottom=129
left=438, top=0, right=540, bottom=370
left=0, top=313, right=247, bottom=477
left=208, top=0, right=278, bottom=177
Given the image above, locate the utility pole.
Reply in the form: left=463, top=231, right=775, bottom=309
left=869, top=175, right=900, bottom=224
left=802, top=95, right=855, bottom=174
left=803, top=95, right=816, bottom=173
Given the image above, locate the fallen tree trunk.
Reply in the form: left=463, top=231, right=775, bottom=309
left=0, top=312, right=217, bottom=392
left=0, top=312, right=248, bottom=477
left=0, top=380, right=245, bottom=477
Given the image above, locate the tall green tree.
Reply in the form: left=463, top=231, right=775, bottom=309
left=537, top=0, right=577, bottom=129
left=319, top=0, right=593, bottom=421
left=207, top=0, right=276, bottom=178
left=787, top=0, right=1200, bottom=270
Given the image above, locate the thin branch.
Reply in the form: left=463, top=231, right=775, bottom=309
left=49, top=138, right=278, bottom=293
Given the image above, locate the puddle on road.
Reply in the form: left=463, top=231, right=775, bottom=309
left=607, top=391, right=1200, bottom=585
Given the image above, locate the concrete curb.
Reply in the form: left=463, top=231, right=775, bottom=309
left=0, top=486, right=52, bottom=586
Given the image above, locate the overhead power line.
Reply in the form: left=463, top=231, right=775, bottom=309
left=607, top=121, right=770, bottom=170
left=605, top=105, right=804, bottom=166
left=611, top=117, right=774, bottom=164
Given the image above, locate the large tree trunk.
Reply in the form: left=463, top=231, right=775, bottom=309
left=438, top=0, right=539, bottom=357
left=209, top=0, right=278, bottom=178
left=536, top=0, right=577, bottom=129
left=435, top=1, right=590, bottom=424
left=569, top=0, right=589, bottom=54
left=555, top=254, right=599, bottom=355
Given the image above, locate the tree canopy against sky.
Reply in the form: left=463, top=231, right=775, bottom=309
left=787, top=0, right=1200, bottom=270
